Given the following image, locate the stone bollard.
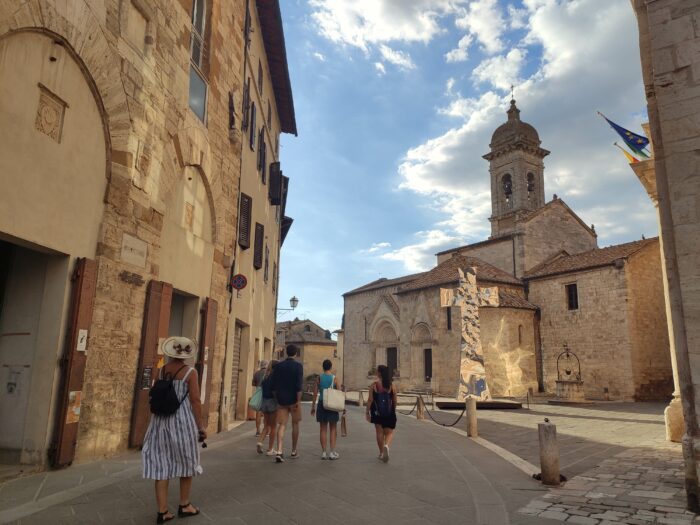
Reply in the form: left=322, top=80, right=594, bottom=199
left=466, top=397, right=478, bottom=437
left=538, top=418, right=560, bottom=486
left=416, top=396, right=425, bottom=420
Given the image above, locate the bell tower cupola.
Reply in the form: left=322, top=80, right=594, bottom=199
left=483, top=99, right=550, bottom=238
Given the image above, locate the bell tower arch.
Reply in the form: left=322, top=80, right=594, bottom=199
left=483, top=99, right=550, bottom=237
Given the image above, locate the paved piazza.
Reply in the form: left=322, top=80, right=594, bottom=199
left=1, top=401, right=696, bottom=524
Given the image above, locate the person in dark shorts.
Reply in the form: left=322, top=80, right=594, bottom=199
left=366, top=365, right=397, bottom=463
left=311, top=359, right=340, bottom=460
left=272, top=345, right=303, bottom=463
left=258, top=360, right=278, bottom=456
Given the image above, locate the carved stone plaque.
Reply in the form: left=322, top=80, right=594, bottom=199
left=120, top=233, right=148, bottom=268
left=35, top=84, right=67, bottom=143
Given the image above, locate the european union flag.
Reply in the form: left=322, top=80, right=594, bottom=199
left=599, top=112, right=650, bottom=158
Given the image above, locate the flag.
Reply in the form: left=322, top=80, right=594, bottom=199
left=598, top=112, right=650, bottom=158
left=614, top=142, right=639, bottom=164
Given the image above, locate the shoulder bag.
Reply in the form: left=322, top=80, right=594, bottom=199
left=322, top=375, right=345, bottom=412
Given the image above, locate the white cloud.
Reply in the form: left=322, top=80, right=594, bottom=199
left=313, top=51, right=326, bottom=61
left=379, top=45, right=416, bottom=70
left=472, top=48, right=526, bottom=92
left=380, top=230, right=463, bottom=272
left=454, top=0, right=505, bottom=55
left=309, top=0, right=462, bottom=52
left=374, top=62, right=386, bottom=75
left=445, top=34, right=473, bottom=63
left=361, top=242, right=392, bottom=254
left=508, top=5, right=528, bottom=29
left=385, top=0, right=657, bottom=273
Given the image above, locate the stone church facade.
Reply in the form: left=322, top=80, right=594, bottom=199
left=344, top=100, right=672, bottom=402
left=0, top=0, right=295, bottom=469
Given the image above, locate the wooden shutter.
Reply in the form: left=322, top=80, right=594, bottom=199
left=242, top=78, right=250, bottom=131
left=50, top=258, right=97, bottom=467
left=281, top=175, right=290, bottom=216
left=229, top=323, right=243, bottom=421
left=249, top=102, right=256, bottom=150
left=269, top=162, right=282, bottom=204
left=261, top=138, right=267, bottom=184
left=253, top=223, right=264, bottom=269
left=238, top=193, right=252, bottom=250
left=129, top=280, right=172, bottom=448
left=197, top=298, right=217, bottom=428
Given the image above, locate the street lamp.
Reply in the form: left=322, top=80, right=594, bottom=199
left=277, top=296, right=299, bottom=313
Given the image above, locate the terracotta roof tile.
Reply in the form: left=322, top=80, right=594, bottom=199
left=495, top=289, right=538, bottom=310
left=397, top=255, right=521, bottom=294
left=524, top=238, right=658, bottom=279
left=344, top=272, right=427, bottom=297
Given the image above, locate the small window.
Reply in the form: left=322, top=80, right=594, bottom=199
left=253, top=223, right=264, bottom=269
left=527, top=172, right=535, bottom=193
left=249, top=102, right=256, bottom=150
left=566, top=283, right=579, bottom=310
left=304, top=325, right=311, bottom=332
left=503, top=174, right=513, bottom=199
left=258, top=59, right=263, bottom=96
left=446, top=306, right=452, bottom=330
left=264, top=244, right=270, bottom=283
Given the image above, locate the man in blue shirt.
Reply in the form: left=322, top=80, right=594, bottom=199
left=272, top=344, right=303, bottom=462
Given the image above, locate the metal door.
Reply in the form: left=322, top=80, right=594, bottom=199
left=129, top=281, right=172, bottom=448
left=51, top=258, right=97, bottom=467
left=197, top=298, right=217, bottom=428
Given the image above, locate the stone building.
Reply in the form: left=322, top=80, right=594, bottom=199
left=0, top=0, right=295, bottom=470
left=275, top=318, right=341, bottom=383
left=632, top=0, right=700, bottom=511
left=343, top=100, right=671, bottom=402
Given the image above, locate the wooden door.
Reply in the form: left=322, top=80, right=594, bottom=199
left=50, top=258, right=97, bottom=467
left=424, top=348, right=433, bottom=382
left=197, top=297, right=217, bottom=428
left=387, top=347, right=398, bottom=378
left=229, top=323, right=243, bottom=422
left=129, top=280, right=172, bottom=448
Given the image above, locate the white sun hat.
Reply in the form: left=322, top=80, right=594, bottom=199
left=162, top=336, right=198, bottom=360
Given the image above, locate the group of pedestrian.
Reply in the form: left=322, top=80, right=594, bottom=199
left=140, top=337, right=398, bottom=523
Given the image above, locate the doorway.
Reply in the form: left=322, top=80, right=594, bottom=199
left=387, top=347, right=398, bottom=378
left=424, top=348, right=432, bottom=382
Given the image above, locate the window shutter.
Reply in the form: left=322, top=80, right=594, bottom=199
left=253, top=223, right=264, bottom=269
left=261, top=139, right=267, bottom=184
left=281, top=174, right=290, bottom=216
left=249, top=102, right=256, bottom=150
left=264, top=244, right=270, bottom=282
left=267, top=100, right=272, bottom=128
left=242, top=78, right=250, bottom=131
left=228, top=91, right=235, bottom=131
left=269, top=162, right=282, bottom=204
left=238, top=193, right=252, bottom=250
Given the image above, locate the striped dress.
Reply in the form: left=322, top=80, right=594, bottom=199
left=142, top=367, right=203, bottom=480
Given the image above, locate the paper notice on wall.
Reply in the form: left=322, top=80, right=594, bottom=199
left=76, top=329, right=88, bottom=352
left=200, top=364, right=208, bottom=404
left=66, top=391, right=82, bottom=424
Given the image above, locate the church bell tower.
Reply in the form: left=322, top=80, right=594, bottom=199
left=483, top=99, right=550, bottom=238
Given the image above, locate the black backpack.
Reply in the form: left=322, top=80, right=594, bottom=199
left=149, top=364, right=189, bottom=416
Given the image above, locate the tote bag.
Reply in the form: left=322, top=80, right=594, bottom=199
left=322, top=375, right=345, bottom=412
left=248, top=387, right=263, bottom=411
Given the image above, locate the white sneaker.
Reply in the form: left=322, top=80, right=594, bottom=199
left=321, top=451, right=327, bottom=460
left=290, top=450, right=299, bottom=459
left=382, top=445, right=390, bottom=463
left=266, top=449, right=277, bottom=456
left=329, top=451, right=339, bottom=460
left=256, top=442, right=263, bottom=454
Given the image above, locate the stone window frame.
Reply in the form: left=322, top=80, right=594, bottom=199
left=119, top=0, right=156, bottom=59
left=565, top=282, right=579, bottom=311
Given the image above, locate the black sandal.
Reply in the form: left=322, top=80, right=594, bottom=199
left=178, top=503, right=200, bottom=518
left=156, top=510, right=174, bottom=523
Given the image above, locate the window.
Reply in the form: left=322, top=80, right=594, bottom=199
left=249, top=102, right=256, bottom=150
left=566, top=283, right=579, bottom=310
left=269, top=162, right=282, bottom=204
left=263, top=244, right=269, bottom=283
left=518, top=324, right=523, bottom=345
left=242, top=77, right=251, bottom=130
left=502, top=173, right=513, bottom=203
left=424, top=348, right=432, bottom=382
left=304, top=325, right=311, bottom=332
left=527, top=172, right=535, bottom=193
left=446, top=306, right=452, bottom=330
left=257, top=128, right=267, bottom=183
left=238, top=193, right=252, bottom=249
left=267, top=100, right=272, bottom=128
left=272, top=262, right=277, bottom=293
left=253, top=223, right=264, bottom=269
left=258, top=60, right=263, bottom=96
left=189, top=0, right=207, bottom=122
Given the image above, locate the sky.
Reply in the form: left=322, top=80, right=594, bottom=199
left=276, top=0, right=656, bottom=332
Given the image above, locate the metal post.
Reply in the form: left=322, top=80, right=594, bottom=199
left=466, top=397, right=478, bottom=437
left=538, top=419, right=560, bottom=486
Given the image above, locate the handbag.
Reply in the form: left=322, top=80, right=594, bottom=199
left=322, top=375, right=345, bottom=412
left=248, top=386, right=263, bottom=411
left=341, top=413, right=347, bottom=437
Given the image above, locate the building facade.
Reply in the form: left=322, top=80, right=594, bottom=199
left=275, top=318, right=341, bottom=384
left=0, top=0, right=295, bottom=469
left=343, top=100, right=671, bottom=402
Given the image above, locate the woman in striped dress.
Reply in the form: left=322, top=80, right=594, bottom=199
left=142, top=337, right=205, bottom=523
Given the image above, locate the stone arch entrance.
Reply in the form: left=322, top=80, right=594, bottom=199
left=411, top=323, right=433, bottom=385
left=372, top=319, right=399, bottom=378
left=0, top=29, right=111, bottom=466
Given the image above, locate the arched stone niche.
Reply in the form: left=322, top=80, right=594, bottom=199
left=159, top=166, right=215, bottom=298
left=0, top=30, right=108, bottom=257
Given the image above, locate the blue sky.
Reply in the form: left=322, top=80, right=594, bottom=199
left=276, top=0, right=656, bottom=331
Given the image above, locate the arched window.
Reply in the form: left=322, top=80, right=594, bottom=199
left=304, top=324, right=311, bottom=332
left=527, top=172, right=535, bottom=199
left=502, top=174, right=513, bottom=209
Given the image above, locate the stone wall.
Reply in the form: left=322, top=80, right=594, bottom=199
left=480, top=307, right=538, bottom=397
left=626, top=241, right=673, bottom=400
left=300, top=342, right=341, bottom=383
left=443, top=237, right=515, bottom=276
left=520, top=200, right=597, bottom=275
left=528, top=266, right=635, bottom=400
